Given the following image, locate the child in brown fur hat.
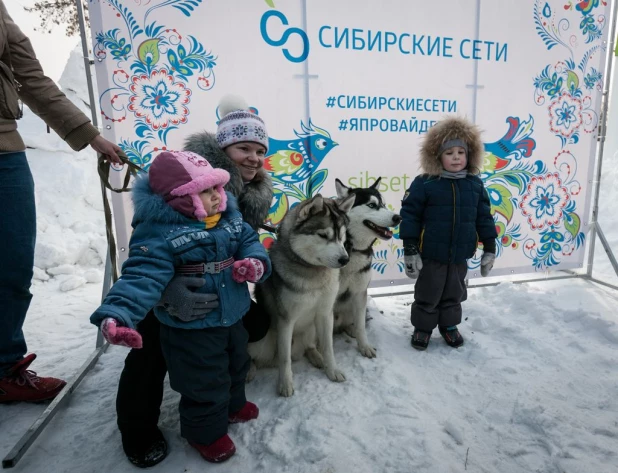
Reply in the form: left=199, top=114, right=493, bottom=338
left=399, top=116, right=498, bottom=350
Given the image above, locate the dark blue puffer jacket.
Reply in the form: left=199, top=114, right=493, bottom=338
left=399, top=174, right=497, bottom=264
left=90, top=175, right=271, bottom=330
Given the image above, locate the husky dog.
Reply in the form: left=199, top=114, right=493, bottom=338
left=248, top=193, right=355, bottom=397
left=333, top=178, right=401, bottom=358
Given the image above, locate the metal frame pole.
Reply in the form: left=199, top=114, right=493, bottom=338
left=73, top=0, right=116, bottom=343
left=586, top=0, right=618, bottom=277
left=370, top=271, right=582, bottom=299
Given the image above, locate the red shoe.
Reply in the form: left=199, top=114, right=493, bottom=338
left=229, top=401, right=259, bottom=423
left=190, top=434, right=236, bottom=463
left=0, top=354, right=66, bottom=403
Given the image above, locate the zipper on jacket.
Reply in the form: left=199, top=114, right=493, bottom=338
left=419, top=228, right=425, bottom=252
left=450, top=182, right=456, bottom=262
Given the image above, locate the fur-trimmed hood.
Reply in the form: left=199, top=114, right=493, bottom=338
left=183, top=131, right=273, bottom=230
left=131, top=173, right=238, bottom=226
left=420, top=117, right=484, bottom=176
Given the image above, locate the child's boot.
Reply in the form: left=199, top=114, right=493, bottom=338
left=411, top=329, right=431, bottom=350
left=190, top=434, right=236, bottom=463
left=439, top=325, right=464, bottom=348
left=229, top=401, right=259, bottom=423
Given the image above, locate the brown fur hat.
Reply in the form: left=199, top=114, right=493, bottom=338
left=419, top=116, right=484, bottom=176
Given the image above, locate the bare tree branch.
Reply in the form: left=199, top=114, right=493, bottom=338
left=24, top=0, right=89, bottom=37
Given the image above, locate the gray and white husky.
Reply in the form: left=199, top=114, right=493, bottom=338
left=333, top=177, right=401, bottom=358
left=248, top=193, right=355, bottom=397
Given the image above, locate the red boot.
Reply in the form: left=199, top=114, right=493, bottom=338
left=229, top=401, right=259, bottom=423
left=0, top=354, right=66, bottom=403
left=190, top=434, right=236, bottom=463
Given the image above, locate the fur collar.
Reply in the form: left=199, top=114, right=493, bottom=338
left=183, top=131, right=273, bottom=230
left=419, top=117, right=484, bottom=176
left=131, top=174, right=239, bottom=226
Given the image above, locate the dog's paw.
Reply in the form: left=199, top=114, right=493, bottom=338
left=343, top=325, right=356, bottom=339
left=326, top=368, right=346, bottom=382
left=245, top=362, right=257, bottom=383
left=359, top=344, right=377, bottom=358
left=278, top=377, right=295, bottom=397
left=305, top=347, right=325, bottom=369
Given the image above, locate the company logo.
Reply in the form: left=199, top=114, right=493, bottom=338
left=260, top=10, right=309, bottom=63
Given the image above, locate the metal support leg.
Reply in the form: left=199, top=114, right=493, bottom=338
left=589, top=222, right=618, bottom=281
left=96, top=252, right=114, bottom=348
left=2, top=342, right=109, bottom=468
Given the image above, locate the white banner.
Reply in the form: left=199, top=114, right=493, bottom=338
left=89, top=0, right=612, bottom=286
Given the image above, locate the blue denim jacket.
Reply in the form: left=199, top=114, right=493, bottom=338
left=90, top=175, right=271, bottom=330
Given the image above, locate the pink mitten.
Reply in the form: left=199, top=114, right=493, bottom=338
left=101, top=317, right=143, bottom=348
left=232, top=258, right=265, bottom=283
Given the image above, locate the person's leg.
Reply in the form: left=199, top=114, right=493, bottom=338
left=0, top=152, right=66, bottom=403
left=227, top=320, right=252, bottom=417
left=437, top=262, right=468, bottom=328
left=159, top=324, right=231, bottom=447
left=436, top=262, right=468, bottom=347
left=116, top=311, right=168, bottom=432
left=242, top=299, right=270, bottom=343
left=410, top=260, right=449, bottom=350
left=116, top=311, right=168, bottom=468
left=411, top=260, right=448, bottom=332
left=0, top=152, right=35, bottom=376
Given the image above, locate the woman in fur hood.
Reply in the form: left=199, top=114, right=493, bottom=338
left=399, top=116, right=498, bottom=351
left=183, top=127, right=272, bottom=231
left=115, top=96, right=273, bottom=468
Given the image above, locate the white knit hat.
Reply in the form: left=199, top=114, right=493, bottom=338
left=215, top=95, right=269, bottom=152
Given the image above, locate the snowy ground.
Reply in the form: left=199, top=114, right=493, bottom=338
left=1, top=49, right=618, bottom=473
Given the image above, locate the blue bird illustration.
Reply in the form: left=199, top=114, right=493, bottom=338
left=482, top=115, right=537, bottom=176
left=264, top=120, right=338, bottom=184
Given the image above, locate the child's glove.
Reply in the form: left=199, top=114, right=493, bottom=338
left=232, top=258, right=265, bottom=283
left=480, top=252, right=496, bottom=277
left=403, top=242, right=423, bottom=279
left=101, top=317, right=143, bottom=348
left=157, top=276, right=219, bottom=321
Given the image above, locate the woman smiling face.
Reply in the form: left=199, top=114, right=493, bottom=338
left=225, top=142, right=267, bottom=182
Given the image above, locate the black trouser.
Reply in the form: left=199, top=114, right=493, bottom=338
left=411, top=259, right=468, bottom=332
left=116, top=300, right=269, bottom=436
left=160, top=320, right=249, bottom=445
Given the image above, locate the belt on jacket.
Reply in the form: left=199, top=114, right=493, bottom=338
left=176, top=258, right=235, bottom=274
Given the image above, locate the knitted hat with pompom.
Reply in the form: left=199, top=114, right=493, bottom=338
left=215, top=95, right=269, bottom=152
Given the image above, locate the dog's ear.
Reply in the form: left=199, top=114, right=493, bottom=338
left=337, top=193, right=355, bottom=214
left=335, top=178, right=349, bottom=199
left=298, top=194, right=324, bottom=221
left=369, top=177, right=382, bottom=190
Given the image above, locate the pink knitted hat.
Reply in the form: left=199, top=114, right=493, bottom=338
left=149, top=151, right=230, bottom=219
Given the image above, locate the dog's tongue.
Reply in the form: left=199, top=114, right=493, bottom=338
left=375, top=224, right=393, bottom=239
left=364, top=220, right=395, bottom=239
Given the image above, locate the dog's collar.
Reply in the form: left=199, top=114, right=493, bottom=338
left=345, top=236, right=375, bottom=256
left=282, top=241, right=315, bottom=268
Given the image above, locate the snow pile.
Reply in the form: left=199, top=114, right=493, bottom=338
left=19, top=44, right=106, bottom=288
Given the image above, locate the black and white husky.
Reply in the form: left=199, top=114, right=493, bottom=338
left=248, top=193, right=355, bottom=397
left=333, top=178, right=401, bottom=358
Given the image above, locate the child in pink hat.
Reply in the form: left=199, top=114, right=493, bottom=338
left=90, top=150, right=271, bottom=463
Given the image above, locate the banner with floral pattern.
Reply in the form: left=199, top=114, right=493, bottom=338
left=89, top=0, right=611, bottom=285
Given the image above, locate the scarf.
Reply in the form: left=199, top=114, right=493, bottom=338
left=202, top=213, right=221, bottom=229
left=441, top=170, right=468, bottom=179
